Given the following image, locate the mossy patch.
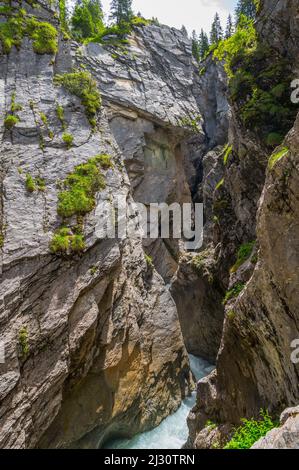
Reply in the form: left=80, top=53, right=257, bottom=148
left=4, top=114, right=19, bottom=129
left=230, top=241, right=256, bottom=273
left=223, top=144, right=233, bottom=165
left=223, top=282, right=245, bottom=305
left=224, top=410, right=278, bottom=449
left=0, top=10, right=58, bottom=55
left=57, top=156, right=108, bottom=218
left=51, top=155, right=112, bottom=255
left=268, top=146, right=289, bottom=170
left=54, top=71, right=101, bottom=128
left=18, top=327, right=29, bottom=358
left=62, top=132, right=74, bottom=149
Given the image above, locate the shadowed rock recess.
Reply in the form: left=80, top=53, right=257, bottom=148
left=0, top=0, right=299, bottom=450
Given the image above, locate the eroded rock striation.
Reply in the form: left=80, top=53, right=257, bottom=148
left=187, top=0, right=299, bottom=449
left=0, top=1, right=203, bottom=449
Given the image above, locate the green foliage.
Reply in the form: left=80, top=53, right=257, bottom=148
left=57, top=155, right=109, bottom=218
left=71, top=0, right=105, bottom=39
left=130, top=16, right=150, bottom=27
left=56, top=103, right=66, bottom=129
left=230, top=241, right=255, bottom=273
left=25, top=174, right=46, bottom=192
left=223, top=282, right=245, bottom=305
left=39, top=112, right=48, bottom=126
left=36, top=177, right=46, bottom=191
left=145, top=254, right=154, bottom=268
left=26, top=18, right=58, bottom=54
left=25, top=174, right=36, bottom=192
left=213, top=16, right=257, bottom=78
left=224, top=410, right=278, bottom=449
left=268, top=146, right=289, bottom=170
left=19, top=327, right=29, bottom=358
left=62, top=132, right=74, bottom=149
left=54, top=71, right=101, bottom=127
left=227, top=310, right=236, bottom=321
left=235, top=0, right=257, bottom=25
left=4, top=114, right=19, bottom=129
left=70, top=233, right=86, bottom=252
left=210, top=12, right=223, bottom=45
left=266, top=132, right=284, bottom=147
left=179, top=115, right=202, bottom=133
left=205, top=420, right=217, bottom=430
left=214, top=15, right=298, bottom=147
left=223, top=144, right=233, bottom=165
left=215, top=178, right=224, bottom=191
left=59, top=0, right=68, bottom=32
left=110, top=0, right=133, bottom=26
left=94, top=153, right=113, bottom=169
left=0, top=231, right=4, bottom=249
left=0, top=9, right=58, bottom=55
left=50, top=227, right=72, bottom=254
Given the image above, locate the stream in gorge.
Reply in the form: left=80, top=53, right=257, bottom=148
left=105, top=355, right=214, bottom=449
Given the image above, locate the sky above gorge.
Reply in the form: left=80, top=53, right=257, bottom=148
left=100, top=0, right=238, bottom=34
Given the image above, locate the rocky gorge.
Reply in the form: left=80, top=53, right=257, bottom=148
left=0, top=0, right=299, bottom=450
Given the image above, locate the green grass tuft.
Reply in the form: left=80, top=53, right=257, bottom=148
left=230, top=241, right=256, bottom=273
left=223, top=282, right=245, bottom=305
left=54, top=71, right=101, bottom=127
left=62, top=132, right=74, bottom=149
left=268, top=146, right=289, bottom=170
left=4, top=114, right=19, bottom=129
left=19, top=327, right=30, bottom=358
left=224, top=410, right=278, bottom=449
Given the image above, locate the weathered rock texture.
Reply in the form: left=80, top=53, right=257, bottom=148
left=0, top=1, right=202, bottom=449
left=253, top=406, right=299, bottom=449
left=187, top=0, right=299, bottom=449
left=77, top=23, right=226, bottom=359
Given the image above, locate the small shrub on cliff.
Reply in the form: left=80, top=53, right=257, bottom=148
left=224, top=410, right=278, bottom=449
left=213, top=15, right=298, bottom=147
left=54, top=71, right=101, bottom=127
left=26, top=18, right=58, bottom=55
left=56, top=103, right=66, bottom=129
left=230, top=241, right=255, bottom=273
left=4, top=114, right=19, bottom=129
left=25, top=174, right=36, bottom=192
left=0, top=11, right=58, bottom=55
left=223, top=144, right=233, bottom=165
left=268, top=146, right=289, bottom=170
left=62, top=132, right=74, bottom=149
left=57, top=155, right=108, bottom=218
left=145, top=254, right=154, bottom=268
left=223, top=282, right=245, bottom=305
left=18, top=327, right=29, bottom=358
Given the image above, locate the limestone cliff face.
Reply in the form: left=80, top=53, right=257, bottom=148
left=187, top=0, right=299, bottom=449
left=78, top=23, right=226, bottom=361
left=0, top=1, right=200, bottom=449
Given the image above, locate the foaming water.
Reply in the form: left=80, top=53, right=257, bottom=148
left=105, top=355, right=214, bottom=450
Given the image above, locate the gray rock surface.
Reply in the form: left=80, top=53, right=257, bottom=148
left=0, top=4, right=196, bottom=449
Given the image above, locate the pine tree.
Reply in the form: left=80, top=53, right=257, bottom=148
left=198, top=29, right=209, bottom=59
left=181, top=25, right=188, bottom=37
left=235, top=0, right=257, bottom=24
left=110, top=0, right=133, bottom=25
left=71, top=0, right=104, bottom=38
left=210, top=12, right=223, bottom=45
left=191, top=30, right=200, bottom=62
left=225, top=14, right=234, bottom=38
